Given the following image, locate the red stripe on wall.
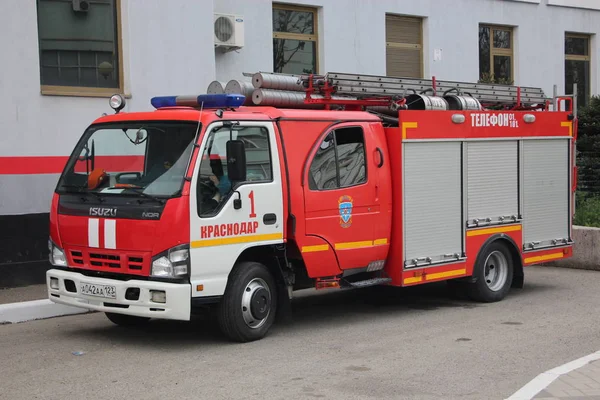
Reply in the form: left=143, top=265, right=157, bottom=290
left=73, top=156, right=145, bottom=173
left=0, top=156, right=69, bottom=175
left=0, top=156, right=144, bottom=175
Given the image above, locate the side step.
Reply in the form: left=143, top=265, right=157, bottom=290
left=345, top=277, right=392, bottom=288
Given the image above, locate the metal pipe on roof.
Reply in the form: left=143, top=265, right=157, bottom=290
left=252, top=89, right=356, bottom=109
left=206, top=81, right=227, bottom=94
left=252, top=72, right=305, bottom=92
left=225, top=80, right=255, bottom=105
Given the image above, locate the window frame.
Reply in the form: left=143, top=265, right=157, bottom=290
left=37, top=0, right=125, bottom=98
left=196, top=121, right=274, bottom=218
left=564, top=32, right=591, bottom=107
left=479, top=24, right=514, bottom=84
left=384, top=13, right=424, bottom=79
left=272, top=3, right=319, bottom=74
left=307, top=125, right=368, bottom=192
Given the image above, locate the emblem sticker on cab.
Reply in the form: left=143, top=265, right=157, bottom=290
left=338, top=195, right=353, bottom=228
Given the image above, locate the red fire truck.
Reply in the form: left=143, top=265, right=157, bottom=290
left=46, top=72, right=577, bottom=342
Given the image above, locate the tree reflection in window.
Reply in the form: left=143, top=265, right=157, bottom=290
left=272, top=5, right=317, bottom=74
left=478, top=25, right=513, bottom=85
left=309, top=127, right=367, bottom=191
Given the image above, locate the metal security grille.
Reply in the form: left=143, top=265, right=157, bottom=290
left=523, top=139, right=570, bottom=249
left=40, top=50, right=118, bottom=88
left=385, top=15, right=423, bottom=78
left=403, top=142, right=463, bottom=267
left=466, top=141, right=519, bottom=226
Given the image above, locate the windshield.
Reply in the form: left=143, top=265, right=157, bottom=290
left=57, top=121, right=198, bottom=198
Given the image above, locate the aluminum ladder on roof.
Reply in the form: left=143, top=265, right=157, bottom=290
left=323, top=72, right=549, bottom=107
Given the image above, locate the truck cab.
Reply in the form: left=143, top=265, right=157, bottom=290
left=47, top=93, right=393, bottom=341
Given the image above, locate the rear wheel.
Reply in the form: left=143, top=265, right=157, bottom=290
left=217, top=261, right=277, bottom=342
left=105, top=312, right=150, bottom=327
left=466, top=241, right=514, bottom=303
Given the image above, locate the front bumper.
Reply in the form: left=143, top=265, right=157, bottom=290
left=46, top=269, right=191, bottom=321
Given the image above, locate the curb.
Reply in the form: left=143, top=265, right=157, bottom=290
left=0, top=299, right=91, bottom=324
left=506, top=350, right=600, bottom=400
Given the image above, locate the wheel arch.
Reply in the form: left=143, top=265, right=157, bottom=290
left=233, top=242, right=305, bottom=323
left=235, top=244, right=287, bottom=286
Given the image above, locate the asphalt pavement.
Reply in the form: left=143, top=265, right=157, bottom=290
left=1, top=266, right=599, bottom=400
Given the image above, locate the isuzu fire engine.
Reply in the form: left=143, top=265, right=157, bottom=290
left=46, top=71, right=578, bottom=342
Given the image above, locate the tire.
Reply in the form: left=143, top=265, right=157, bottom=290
left=217, top=261, right=277, bottom=343
left=105, top=312, right=150, bottom=327
left=466, top=241, right=514, bottom=303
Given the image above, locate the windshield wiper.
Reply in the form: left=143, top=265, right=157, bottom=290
left=125, top=188, right=166, bottom=205
left=59, top=184, right=104, bottom=202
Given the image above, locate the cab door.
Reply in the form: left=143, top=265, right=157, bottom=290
left=303, top=122, right=389, bottom=270
left=188, top=121, right=284, bottom=297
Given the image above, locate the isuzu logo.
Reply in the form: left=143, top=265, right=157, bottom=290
left=89, top=207, right=117, bottom=217
left=142, top=212, right=160, bottom=219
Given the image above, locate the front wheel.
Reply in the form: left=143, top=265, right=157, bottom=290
left=217, top=261, right=277, bottom=342
left=466, top=241, right=514, bottom=303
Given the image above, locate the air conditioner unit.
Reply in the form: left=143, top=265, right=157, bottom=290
left=72, top=0, right=90, bottom=13
left=214, top=13, right=244, bottom=51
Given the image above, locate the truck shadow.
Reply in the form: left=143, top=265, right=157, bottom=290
left=67, top=279, right=558, bottom=347
left=284, top=280, right=556, bottom=328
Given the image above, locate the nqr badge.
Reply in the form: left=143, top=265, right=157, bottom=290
left=338, top=195, right=354, bottom=228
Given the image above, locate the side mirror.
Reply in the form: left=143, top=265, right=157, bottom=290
left=226, top=140, right=246, bottom=182
left=134, top=128, right=147, bottom=144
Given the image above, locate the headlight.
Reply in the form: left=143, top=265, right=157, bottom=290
left=48, top=239, right=67, bottom=267
left=151, top=244, right=190, bottom=278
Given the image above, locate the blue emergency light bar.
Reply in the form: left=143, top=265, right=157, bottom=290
left=150, top=94, right=246, bottom=109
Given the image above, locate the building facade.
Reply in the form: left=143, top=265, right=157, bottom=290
left=1, top=0, right=599, bottom=284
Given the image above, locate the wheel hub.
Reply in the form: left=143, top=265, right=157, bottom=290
left=250, top=287, right=270, bottom=320
left=241, top=278, right=271, bottom=329
left=484, top=250, right=509, bottom=292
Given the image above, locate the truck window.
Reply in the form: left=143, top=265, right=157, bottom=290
left=56, top=122, right=197, bottom=198
left=197, top=125, right=272, bottom=216
left=309, top=126, right=367, bottom=190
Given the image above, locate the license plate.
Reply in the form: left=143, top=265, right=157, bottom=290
left=80, top=283, right=117, bottom=299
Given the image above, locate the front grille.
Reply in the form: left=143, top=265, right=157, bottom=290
left=128, top=256, right=143, bottom=270
left=71, top=251, right=84, bottom=265
left=67, top=248, right=150, bottom=276
left=90, top=253, right=121, bottom=268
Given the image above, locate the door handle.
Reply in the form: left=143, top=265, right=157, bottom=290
left=263, top=213, right=277, bottom=225
left=375, top=147, right=384, bottom=168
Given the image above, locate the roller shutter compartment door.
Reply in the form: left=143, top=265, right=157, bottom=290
left=523, top=139, right=570, bottom=249
left=467, top=141, right=519, bottom=227
left=403, top=142, right=463, bottom=267
left=385, top=15, right=422, bottom=78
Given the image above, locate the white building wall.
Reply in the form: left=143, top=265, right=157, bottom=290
left=0, top=0, right=215, bottom=215
left=215, top=0, right=600, bottom=99
left=1, top=0, right=599, bottom=216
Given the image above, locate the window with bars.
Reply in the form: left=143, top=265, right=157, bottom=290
left=565, top=33, right=591, bottom=108
left=479, top=24, right=514, bottom=85
left=36, top=0, right=123, bottom=95
left=272, top=4, right=318, bottom=75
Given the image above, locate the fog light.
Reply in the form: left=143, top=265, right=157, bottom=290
left=150, top=290, right=166, bottom=304
left=50, top=278, right=59, bottom=290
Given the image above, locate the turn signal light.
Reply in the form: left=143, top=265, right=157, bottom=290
left=316, top=280, right=340, bottom=289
